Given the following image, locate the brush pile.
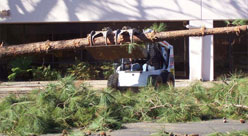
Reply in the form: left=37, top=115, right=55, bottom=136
left=0, top=76, right=247, bottom=135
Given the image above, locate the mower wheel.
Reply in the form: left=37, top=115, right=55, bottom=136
left=107, top=73, right=119, bottom=89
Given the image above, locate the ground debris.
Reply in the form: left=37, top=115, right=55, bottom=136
left=0, top=76, right=247, bottom=135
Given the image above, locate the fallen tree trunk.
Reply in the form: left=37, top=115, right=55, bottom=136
left=0, top=25, right=247, bottom=58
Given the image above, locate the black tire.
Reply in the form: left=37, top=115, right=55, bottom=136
left=160, top=71, right=169, bottom=83
left=160, top=71, right=175, bottom=87
left=155, top=75, right=163, bottom=89
left=147, top=75, right=163, bottom=89
left=147, top=75, right=156, bottom=86
left=166, top=73, right=175, bottom=87
left=107, top=73, right=119, bottom=89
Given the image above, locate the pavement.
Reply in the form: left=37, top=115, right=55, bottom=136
left=31, top=119, right=248, bottom=136
left=0, top=79, right=205, bottom=92
left=0, top=80, right=107, bottom=99
left=110, top=119, right=248, bottom=136
left=0, top=79, right=219, bottom=99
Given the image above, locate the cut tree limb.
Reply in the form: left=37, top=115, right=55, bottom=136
left=232, top=104, right=248, bottom=110
left=225, top=104, right=248, bottom=110
left=0, top=25, right=247, bottom=58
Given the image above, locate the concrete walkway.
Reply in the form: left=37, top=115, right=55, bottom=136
left=0, top=79, right=218, bottom=99
left=28, top=119, right=248, bottom=136
left=0, top=79, right=195, bottom=91
left=1, top=119, right=242, bottom=136
left=0, top=80, right=107, bottom=98
left=110, top=119, right=248, bottom=136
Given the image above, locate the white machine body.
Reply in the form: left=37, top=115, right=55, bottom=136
left=117, top=41, right=175, bottom=87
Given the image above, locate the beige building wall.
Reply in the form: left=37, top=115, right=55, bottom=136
left=0, top=0, right=247, bottom=23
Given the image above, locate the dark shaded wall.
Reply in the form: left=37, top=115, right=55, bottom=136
left=214, top=21, right=248, bottom=77
left=0, top=21, right=189, bottom=80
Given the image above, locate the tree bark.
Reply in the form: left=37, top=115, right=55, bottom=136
left=0, top=25, right=247, bottom=58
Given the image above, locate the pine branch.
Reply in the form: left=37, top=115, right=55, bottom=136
left=0, top=25, right=247, bottom=58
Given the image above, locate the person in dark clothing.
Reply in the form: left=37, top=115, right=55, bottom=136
left=147, top=43, right=164, bottom=69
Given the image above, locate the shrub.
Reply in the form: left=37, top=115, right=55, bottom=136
left=8, top=57, right=32, bottom=81
left=31, top=65, right=60, bottom=81
left=66, top=62, right=114, bottom=80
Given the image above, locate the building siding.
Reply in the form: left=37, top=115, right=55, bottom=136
left=0, top=0, right=247, bottom=23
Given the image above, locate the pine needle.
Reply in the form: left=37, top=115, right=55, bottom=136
left=150, top=23, right=167, bottom=32
left=0, top=75, right=247, bottom=135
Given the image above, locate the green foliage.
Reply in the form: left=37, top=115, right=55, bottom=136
left=67, top=62, right=114, bottom=80
left=128, top=43, right=137, bottom=54
left=100, top=63, right=115, bottom=79
left=32, top=65, right=61, bottom=81
left=126, top=43, right=146, bottom=54
left=224, top=19, right=248, bottom=26
left=150, top=130, right=173, bottom=136
left=68, top=130, right=87, bottom=136
left=67, top=62, right=92, bottom=80
left=9, top=57, right=32, bottom=70
left=126, top=23, right=166, bottom=54
left=8, top=57, right=33, bottom=81
left=149, top=23, right=167, bottom=32
left=208, top=131, right=248, bottom=136
left=0, top=76, right=248, bottom=135
left=8, top=57, right=61, bottom=81
left=8, top=59, right=113, bottom=81
left=232, top=19, right=248, bottom=25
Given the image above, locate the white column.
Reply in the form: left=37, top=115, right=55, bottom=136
left=189, top=20, right=214, bottom=81
left=202, top=20, right=214, bottom=81
left=189, top=34, right=203, bottom=80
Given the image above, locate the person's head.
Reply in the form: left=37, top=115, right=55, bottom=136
left=129, top=58, right=132, bottom=63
